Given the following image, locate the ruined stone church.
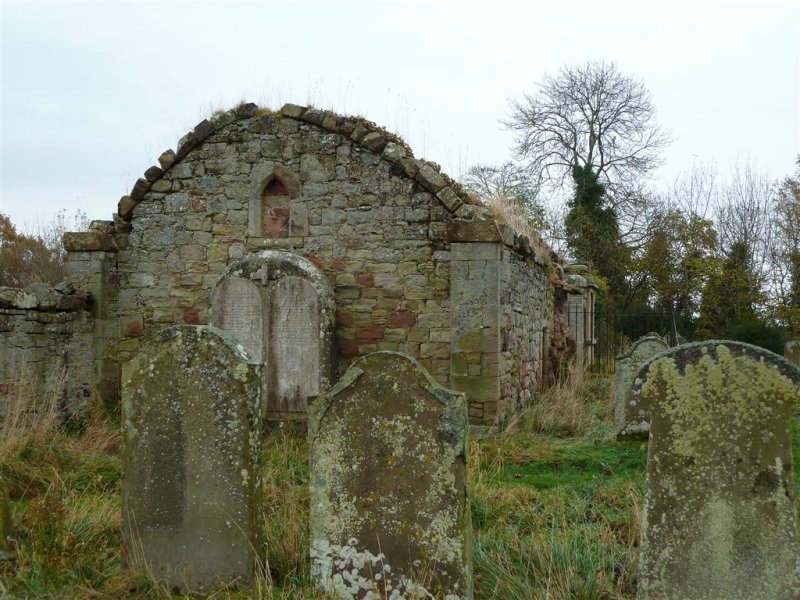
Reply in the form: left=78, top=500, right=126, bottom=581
left=0, top=102, right=596, bottom=429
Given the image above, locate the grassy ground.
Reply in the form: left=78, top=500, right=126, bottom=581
left=0, top=372, right=689, bottom=598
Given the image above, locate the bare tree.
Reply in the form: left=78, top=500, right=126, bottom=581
left=505, top=61, right=671, bottom=200
left=668, top=158, right=719, bottom=220
left=462, top=161, right=548, bottom=238
left=715, top=159, right=774, bottom=281
left=462, top=161, right=540, bottom=207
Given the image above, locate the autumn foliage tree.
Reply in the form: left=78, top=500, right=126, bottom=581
left=0, top=212, right=75, bottom=287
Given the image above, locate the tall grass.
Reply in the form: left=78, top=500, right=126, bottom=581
left=479, top=194, right=554, bottom=263
left=471, top=370, right=643, bottom=599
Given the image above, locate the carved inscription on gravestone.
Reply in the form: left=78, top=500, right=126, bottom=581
left=121, top=326, right=263, bottom=592
left=635, top=341, right=800, bottom=600
left=614, top=334, right=669, bottom=440
left=309, top=352, right=472, bottom=600
left=268, top=277, right=320, bottom=414
left=212, top=277, right=263, bottom=363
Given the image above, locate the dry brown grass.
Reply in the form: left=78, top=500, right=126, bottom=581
left=0, top=363, right=63, bottom=459
left=507, top=365, right=593, bottom=438
left=478, top=194, right=557, bottom=267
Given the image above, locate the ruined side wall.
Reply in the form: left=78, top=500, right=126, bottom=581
left=498, top=247, right=551, bottom=424
left=448, top=221, right=556, bottom=427
left=0, top=284, right=92, bottom=417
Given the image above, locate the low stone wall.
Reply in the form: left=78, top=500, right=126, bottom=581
left=0, top=284, right=93, bottom=419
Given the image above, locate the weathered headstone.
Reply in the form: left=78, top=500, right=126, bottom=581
left=635, top=341, right=800, bottom=600
left=268, top=276, right=320, bottom=414
left=785, top=339, right=800, bottom=366
left=213, top=277, right=263, bottom=363
left=614, top=334, right=669, bottom=440
left=309, top=352, right=472, bottom=600
left=121, top=326, right=263, bottom=592
left=211, top=251, right=336, bottom=422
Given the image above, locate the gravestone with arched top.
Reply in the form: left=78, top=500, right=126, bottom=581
left=211, top=251, right=334, bottom=421
left=614, top=334, right=669, bottom=440
left=635, top=341, right=800, bottom=600
left=121, top=326, right=263, bottom=592
left=309, top=351, right=472, bottom=600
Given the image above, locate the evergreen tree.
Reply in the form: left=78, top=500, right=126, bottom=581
left=564, top=164, right=628, bottom=308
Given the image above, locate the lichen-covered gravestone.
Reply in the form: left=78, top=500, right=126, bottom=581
left=785, top=340, right=800, bottom=366
left=310, top=351, right=472, bottom=600
left=121, top=326, right=263, bottom=592
left=614, top=334, right=669, bottom=440
left=635, top=341, right=800, bottom=600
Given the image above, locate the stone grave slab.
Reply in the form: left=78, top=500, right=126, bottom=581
left=121, top=325, right=263, bottom=592
left=635, top=341, right=800, bottom=600
left=309, top=351, right=472, bottom=600
left=268, top=276, right=320, bottom=413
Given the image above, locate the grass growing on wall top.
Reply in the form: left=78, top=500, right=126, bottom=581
left=7, top=370, right=796, bottom=599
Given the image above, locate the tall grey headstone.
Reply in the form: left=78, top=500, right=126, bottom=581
left=121, top=326, right=263, bottom=592
left=213, top=277, right=263, bottom=363
left=309, top=352, right=472, bottom=600
left=635, top=341, right=800, bottom=600
left=614, top=334, right=669, bottom=440
left=268, top=276, right=320, bottom=414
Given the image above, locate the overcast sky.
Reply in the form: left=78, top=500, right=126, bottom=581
left=1, top=0, right=798, bottom=231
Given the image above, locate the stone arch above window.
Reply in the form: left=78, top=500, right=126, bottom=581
left=248, top=163, right=304, bottom=239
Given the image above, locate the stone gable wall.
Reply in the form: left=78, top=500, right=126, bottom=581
left=111, top=108, right=462, bottom=391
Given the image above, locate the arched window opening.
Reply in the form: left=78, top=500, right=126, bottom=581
left=261, top=177, right=290, bottom=238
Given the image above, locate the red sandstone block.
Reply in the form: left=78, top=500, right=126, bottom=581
left=338, top=339, right=358, bottom=358
left=389, top=309, right=417, bottom=328
left=356, top=272, right=375, bottom=287
left=307, top=253, right=324, bottom=269
left=183, top=308, right=200, bottom=324
left=121, top=315, right=144, bottom=337
left=356, top=327, right=385, bottom=340
left=336, top=312, right=353, bottom=327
